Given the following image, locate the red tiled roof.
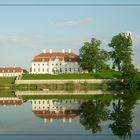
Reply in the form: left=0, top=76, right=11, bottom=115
left=0, top=67, right=23, bottom=73
left=32, top=110, right=79, bottom=120
left=32, top=52, right=79, bottom=62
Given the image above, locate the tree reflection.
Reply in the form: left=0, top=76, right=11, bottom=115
left=79, top=89, right=138, bottom=139
left=79, top=98, right=110, bottom=133
left=109, top=89, right=138, bottom=139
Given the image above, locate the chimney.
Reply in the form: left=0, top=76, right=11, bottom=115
left=68, top=49, right=71, bottom=53
left=43, top=49, right=46, bottom=53
left=49, top=49, right=52, bottom=54
left=62, top=49, right=65, bottom=53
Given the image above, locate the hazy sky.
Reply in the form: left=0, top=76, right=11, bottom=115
left=0, top=0, right=140, bottom=70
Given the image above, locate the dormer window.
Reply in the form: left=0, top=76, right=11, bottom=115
left=42, top=59, right=45, bottom=62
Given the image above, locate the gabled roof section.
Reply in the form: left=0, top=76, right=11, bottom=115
left=32, top=52, right=79, bottom=62
left=0, top=67, right=23, bottom=73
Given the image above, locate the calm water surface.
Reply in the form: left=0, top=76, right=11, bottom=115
left=0, top=96, right=140, bottom=140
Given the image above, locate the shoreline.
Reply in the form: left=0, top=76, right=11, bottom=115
left=15, top=79, right=120, bottom=84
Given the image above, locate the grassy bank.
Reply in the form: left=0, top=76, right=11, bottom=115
left=22, top=72, right=121, bottom=80
left=0, top=77, right=16, bottom=84
left=0, top=90, right=16, bottom=97
left=22, top=94, right=115, bottom=101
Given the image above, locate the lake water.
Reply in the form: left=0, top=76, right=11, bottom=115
left=0, top=95, right=140, bottom=140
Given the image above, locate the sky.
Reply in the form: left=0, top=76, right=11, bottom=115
left=0, top=0, right=140, bottom=70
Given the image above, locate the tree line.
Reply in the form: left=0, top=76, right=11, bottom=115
left=79, top=32, right=133, bottom=72
left=79, top=32, right=137, bottom=89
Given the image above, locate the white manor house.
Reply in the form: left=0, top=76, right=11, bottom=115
left=30, top=49, right=81, bottom=74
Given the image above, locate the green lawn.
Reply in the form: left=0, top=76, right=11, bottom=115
left=0, top=90, right=16, bottom=97
left=0, top=77, right=16, bottom=84
left=22, top=72, right=121, bottom=80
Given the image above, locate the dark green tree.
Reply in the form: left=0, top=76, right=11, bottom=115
left=121, top=63, right=137, bottom=89
left=108, top=32, right=132, bottom=71
left=79, top=38, right=109, bottom=72
left=79, top=99, right=109, bottom=133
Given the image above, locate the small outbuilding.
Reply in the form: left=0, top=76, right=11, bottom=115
left=0, top=67, right=23, bottom=77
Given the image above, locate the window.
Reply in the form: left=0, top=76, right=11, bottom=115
left=42, top=63, right=44, bottom=66
left=34, top=68, right=36, bottom=72
left=42, top=68, right=44, bottom=72
left=60, top=68, right=62, bottom=72
left=69, top=68, right=71, bottom=72
left=38, top=68, right=40, bottom=72
left=65, top=68, right=67, bottom=72
left=38, top=64, right=40, bottom=66
left=34, top=64, right=36, bottom=66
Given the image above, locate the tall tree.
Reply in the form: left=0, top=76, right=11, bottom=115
left=121, top=63, right=137, bottom=89
left=108, top=32, right=132, bottom=71
left=79, top=38, right=109, bottom=72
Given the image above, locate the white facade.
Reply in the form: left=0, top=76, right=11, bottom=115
left=31, top=60, right=80, bottom=74
left=0, top=72, right=22, bottom=77
left=31, top=50, right=81, bottom=74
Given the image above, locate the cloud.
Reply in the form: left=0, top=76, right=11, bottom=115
left=133, top=34, right=140, bottom=47
left=52, top=18, right=93, bottom=27
left=131, top=34, right=140, bottom=69
left=0, top=35, right=39, bottom=49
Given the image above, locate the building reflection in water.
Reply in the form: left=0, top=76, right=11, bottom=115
left=31, top=99, right=85, bottom=123
left=0, top=97, right=23, bottom=107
